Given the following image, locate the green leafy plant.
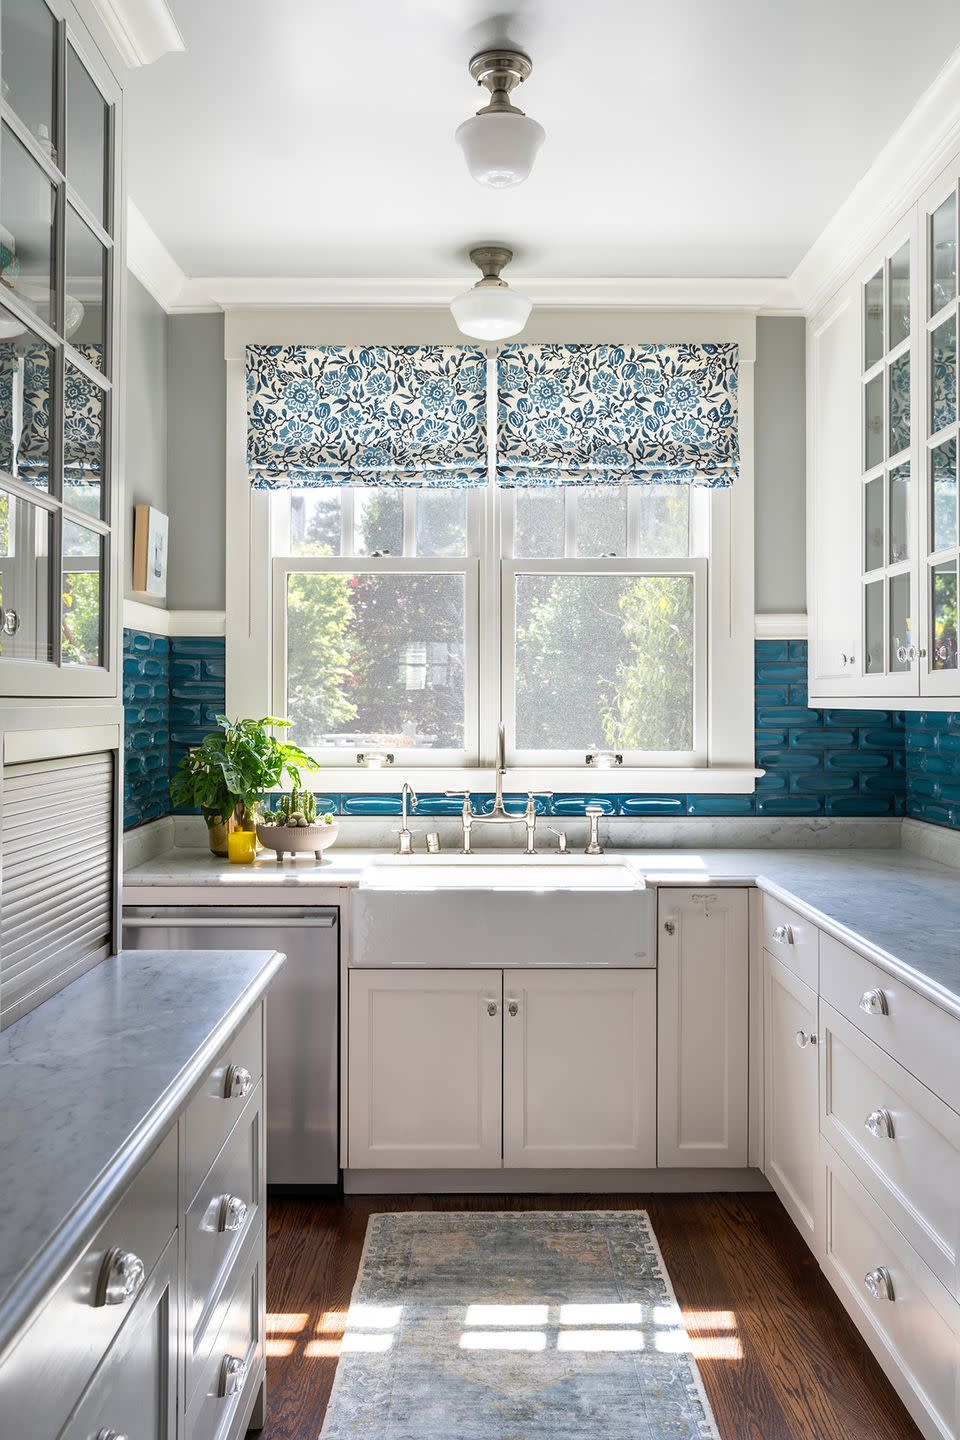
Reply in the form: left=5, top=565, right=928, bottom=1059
left=170, top=715, right=318, bottom=830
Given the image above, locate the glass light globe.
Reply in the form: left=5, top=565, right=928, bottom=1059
left=455, top=111, right=545, bottom=188
left=450, top=280, right=532, bottom=341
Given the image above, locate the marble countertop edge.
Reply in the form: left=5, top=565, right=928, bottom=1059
left=0, top=947, right=285, bottom=1366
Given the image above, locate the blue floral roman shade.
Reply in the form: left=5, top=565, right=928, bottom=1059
left=246, top=344, right=488, bottom=489
left=496, top=342, right=739, bottom=487
left=0, top=341, right=103, bottom=488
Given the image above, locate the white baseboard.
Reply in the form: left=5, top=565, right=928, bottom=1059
left=123, top=598, right=226, bottom=637
left=343, top=1167, right=771, bottom=1195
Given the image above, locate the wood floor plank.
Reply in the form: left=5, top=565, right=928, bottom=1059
left=252, top=1192, right=923, bottom=1440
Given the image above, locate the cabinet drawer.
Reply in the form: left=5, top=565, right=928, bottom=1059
left=820, top=934, right=960, bottom=1113
left=820, top=1143, right=960, bottom=1440
left=0, top=1127, right=177, bottom=1440
left=184, top=1003, right=263, bottom=1206
left=762, top=893, right=819, bottom=990
left=185, top=1223, right=263, bottom=1440
left=58, top=1233, right=177, bottom=1440
left=185, top=1083, right=261, bottom=1395
left=821, top=1002, right=960, bottom=1298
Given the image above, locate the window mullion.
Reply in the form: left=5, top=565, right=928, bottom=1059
left=564, top=488, right=578, bottom=557
left=402, top=489, right=416, bottom=557
left=626, top=487, right=641, bottom=558
left=340, top=489, right=355, bottom=556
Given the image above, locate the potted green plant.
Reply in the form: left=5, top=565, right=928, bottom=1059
left=170, top=715, right=318, bottom=856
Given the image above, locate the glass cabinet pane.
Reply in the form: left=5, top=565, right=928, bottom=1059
left=0, top=316, right=53, bottom=491
left=889, top=463, right=910, bottom=563
left=889, top=573, right=912, bottom=672
left=864, top=579, right=884, bottom=673
left=889, top=243, right=910, bottom=347
left=931, top=314, right=957, bottom=434
left=864, top=373, right=884, bottom=471
left=64, top=207, right=106, bottom=366
left=864, top=475, right=885, bottom=571
left=932, top=560, right=958, bottom=670
left=0, top=0, right=57, bottom=163
left=577, top=488, right=627, bottom=557
left=63, top=360, right=104, bottom=516
left=61, top=517, right=102, bottom=666
left=0, top=486, right=52, bottom=660
left=66, top=46, right=109, bottom=229
left=931, top=437, right=958, bottom=553
left=864, top=269, right=884, bottom=369
left=888, top=352, right=910, bottom=456
left=931, top=192, right=957, bottom=316
left=0, top=124, right=56, bottom=327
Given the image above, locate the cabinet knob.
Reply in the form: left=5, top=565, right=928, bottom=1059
left=224, top=1063, right=253, bottom=1099
left=663, top=919, right=676, bottom=936
left=219, top=1354, right=248, bottom=1398
left=94, top=1248, right=145, bottom=1307
left=217, top=1194, right=248, bottom=1233
left=97, top=1431, right=130, bottom=1440
left=859, top=987, right=888, bottom=1017
left=840, top=652, right=856, bottom=666
left=865, top=1107, right=895, bottom=1140
left=507, top=1000, right=519, bottom=1017
left=772, top=924, right=794, bottom=946
left=795, top=1029, right=817, bottom=1049
left=863, top=1267, right=895, bottom=1302
left=486, top=1000, right=498, bottom=1017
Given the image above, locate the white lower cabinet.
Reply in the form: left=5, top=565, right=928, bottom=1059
left=347, top=969, right=504, bottom=1168
left=348, top=966, right=657, bottom=1170
left=657, top=888, right=749, bottom=1167
left=503, top=970, right=656, bottom=1168
left=763, top=950, right=819, bottom=1246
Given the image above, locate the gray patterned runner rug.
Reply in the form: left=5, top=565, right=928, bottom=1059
left=319, top=1210, right=722, bottom=1439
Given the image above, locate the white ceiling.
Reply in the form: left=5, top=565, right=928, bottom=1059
left=124, top=0, right=960, bottom=286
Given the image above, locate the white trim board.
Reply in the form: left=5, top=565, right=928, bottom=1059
left=123, top=599, right=225, bottom=636
left=755, top=613, right=807, bottom=640
left=88, top=0, right=183, bottom=68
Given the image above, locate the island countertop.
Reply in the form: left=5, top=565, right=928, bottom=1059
left=0, top=945, right=284, bottom=1364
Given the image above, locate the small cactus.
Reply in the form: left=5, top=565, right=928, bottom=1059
left=274, top=787, right=318, bottom=827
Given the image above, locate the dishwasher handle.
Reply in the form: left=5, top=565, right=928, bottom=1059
left=123, top=915, right=336, bottom=929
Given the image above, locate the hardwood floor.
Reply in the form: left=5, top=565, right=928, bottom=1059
left=253, top=1191, right=922, bottom=1440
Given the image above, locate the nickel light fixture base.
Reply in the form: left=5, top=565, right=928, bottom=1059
left=456, top=48, right=545, bottom=188
left=450, top=245, right=532, bottom=341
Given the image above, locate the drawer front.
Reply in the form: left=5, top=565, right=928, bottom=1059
left=821, top=1143, right=960, bottom=1440
left=186, top=1224, right=263, bottom=1440
left=185, top=1083, right=261, bottom=1392
left=0, top=1128, right=177, bottom=1440
left=820, top=934, right=960, bottom=1113
left=185, top=1004, right=263, bottom=1206
left=762, top=893, right=819, bottom=990
left=821, top=1001, right=960, bottom=1297
left=58, top=1233, right=177, bottom=1440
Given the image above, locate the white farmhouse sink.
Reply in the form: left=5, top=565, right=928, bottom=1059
left=353, top=853, right=655, bottom=969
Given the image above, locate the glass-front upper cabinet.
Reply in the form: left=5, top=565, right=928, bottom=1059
left=859, top=217, right=918, bottom=693
left=921, top=172, right=960, bottom=693
left=0, top=0, right=119, bottom=697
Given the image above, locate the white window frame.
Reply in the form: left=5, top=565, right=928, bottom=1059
left=224, top=307, right=758, bottom=794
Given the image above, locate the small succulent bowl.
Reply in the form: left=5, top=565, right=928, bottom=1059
left=256, top=817, right=339, bottom=863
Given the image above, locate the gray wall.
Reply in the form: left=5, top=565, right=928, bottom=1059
left=754, top=315, right=806, bottom=614
left=165, top=313, right=227, bottom=610
left=123, top=274, right=167, bottom=608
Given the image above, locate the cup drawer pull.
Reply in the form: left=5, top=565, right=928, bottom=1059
left=772, top=924, right=795, bottom=945
left=219, top=1354, right=248, bottom=1398
left=859, top=988, right=888, bottom=1017
left=217, top=1194, right=249, bottom=1233
left=224, top=1064, right=253, bottom=1099
left=94, top=1248, right=145, bottom=1307
left=865, top=1108, right=895, bottom=1140
left=864, top=1267, right=895, bottom=1302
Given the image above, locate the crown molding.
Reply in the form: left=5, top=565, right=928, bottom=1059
left=790, top=45, right=960, bottom=315
left=126, top=199, right=196, bottom=312
left=755, top=612, right=807, bottom=640
left=87, top=0, right=183, bottom=68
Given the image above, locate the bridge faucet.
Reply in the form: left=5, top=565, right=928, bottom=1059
left=446, top=723, right=551, bottom=854
left=396, top=782, right=417, bottom=855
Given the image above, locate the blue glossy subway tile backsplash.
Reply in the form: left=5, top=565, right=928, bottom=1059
left=126, top=631, right=960, bottom=830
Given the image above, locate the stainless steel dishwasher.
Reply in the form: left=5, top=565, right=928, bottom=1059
left=123, top=905, right=339, bottom=1190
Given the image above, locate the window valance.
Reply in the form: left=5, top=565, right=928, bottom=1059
left=496, top=342, right=739, bottom=487
left=246, top=344, right=488, bottom=489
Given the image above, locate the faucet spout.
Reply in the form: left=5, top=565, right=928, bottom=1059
left=493, top=721, right=507, bottom=814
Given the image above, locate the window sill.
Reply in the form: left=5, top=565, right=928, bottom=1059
left=294, top=767, right=764, bottom=796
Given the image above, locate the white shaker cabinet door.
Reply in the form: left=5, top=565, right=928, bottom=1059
left=657, top=888, right=749, bottom=1167
left=502, top=969, right=656, bottom=1169
left=764, top=951, right=819, bottom=1248
left=347, top=968, right=503, bottom=1168
left=808, top=276, right=864, bottom=698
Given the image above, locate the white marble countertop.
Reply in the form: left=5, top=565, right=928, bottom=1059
left=124, top=844, right=960, bottom=1015
left=0, top=946, right=284, bottom=1364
